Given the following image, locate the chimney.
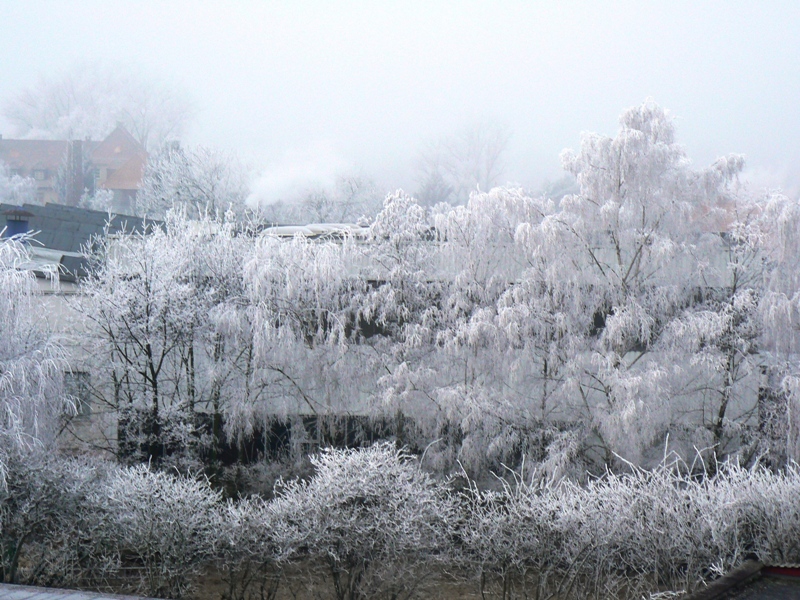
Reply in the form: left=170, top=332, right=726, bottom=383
left=67, top=139, right=84, bottom=206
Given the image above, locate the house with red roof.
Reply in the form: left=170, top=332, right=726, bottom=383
left=0, top=124, right=147, bottom=210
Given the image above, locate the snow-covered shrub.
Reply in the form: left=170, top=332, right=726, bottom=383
left=0, top=450, right=111, bottom=587
left=735, top=465, right=800, bottom=564
left=692, top=462, right=800, bottom=570
left=216, top=496, right=302, bottom=600
left=554, top=463, right=707, bottom=598
left=457, top=459, right=800, bottom=599
left=269, top=442, right=457, bottom=600
left=94, top=465, right=221, bottom=599
left=458, top=470, right=567, bottom=600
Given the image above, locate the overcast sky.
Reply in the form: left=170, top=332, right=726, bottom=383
left=1, top=1, right=798, bottom=199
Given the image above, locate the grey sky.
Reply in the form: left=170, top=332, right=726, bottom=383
left=1, top=1, right=798, bottom=200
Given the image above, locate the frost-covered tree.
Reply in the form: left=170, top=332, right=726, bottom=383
left=515, top=101, right=755, bottom=465
left=181, top=214, right=257, bottom=453
left=417, top=121, right=510, bottom=205
left=0, top=236, right=66, bottom=485
left=664, top=180, right=776, bottom=457
left=78, top=213, right=211, bottom=463
left=77, top=101, right=797, bottom=477
left=372, top=102, right=783, bottom=473
left=0, top=163, right=37, bottom=205
left=257, top=174, right=383, bottom=225
left=78, top=188, right=115, bottom=212
left=370, top=189, right=562, bottom=471
left=354, top=192, right=446, bottom=449
left=77, top=209, right=265, bottom=463
left=547, top=101, right=702, bottom=463
left=136, top=144, right=249, bottom=219
left=753, top=190, right=800, bottom=463
left=241, top=226, right=378, bottom=439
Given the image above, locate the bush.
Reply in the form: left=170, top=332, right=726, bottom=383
left=458, top=471, right=567, bottom=600
left=8, top=446, right=800, bottom=600
left=95, top=464, right=222, bottom=599
left=0, top=450, right=111, bottom=588
left=270, top=442, right=457, bottom=600
left=458, top=459, right=800, bottom=599
left=215, top=495, right=303, bottom=600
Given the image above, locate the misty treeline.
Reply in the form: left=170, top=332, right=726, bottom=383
left=4, top=100, right=800, bottom=597
left=0, top=60, right=495, bottom=217
left=2, top=61, right=193, bottom=152
left=5, top=443, right=800, bottom=599
left=1, top=62, right=523, bottom=217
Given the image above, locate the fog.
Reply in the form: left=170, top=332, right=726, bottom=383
left=1, top=1, right=799, bottom=203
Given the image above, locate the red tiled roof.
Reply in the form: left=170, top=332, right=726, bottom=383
left=0, top=139, right=68, bottom=172
left=90, top=124, right=146, bottom=169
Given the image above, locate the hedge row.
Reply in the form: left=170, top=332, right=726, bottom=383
left=2, top=444, right=799, bottom=599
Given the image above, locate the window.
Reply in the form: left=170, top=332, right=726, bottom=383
left=64, top=371, right=91, bottom=416
left=32, top=169, right=46, bottom=181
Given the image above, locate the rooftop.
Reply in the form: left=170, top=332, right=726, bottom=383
left=0, top=582, right=161, bottom=599
left=686, top=562, right=800, bottom=600
left=0, top=139, right=71, bottom=172
left=1, top=202, right=157, bottom=281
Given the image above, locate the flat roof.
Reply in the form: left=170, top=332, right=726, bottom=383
left=0, top=582, right=162, bottom=599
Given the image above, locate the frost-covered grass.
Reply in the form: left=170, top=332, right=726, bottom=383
left=3, top=444, right=800, bottom=599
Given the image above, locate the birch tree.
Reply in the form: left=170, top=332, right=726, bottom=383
left=526, top=101, right=754, bottom=465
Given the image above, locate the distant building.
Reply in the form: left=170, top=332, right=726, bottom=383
left=0, top=124, right=147, bottom=211
left=87, top=125, right=148, bottom=212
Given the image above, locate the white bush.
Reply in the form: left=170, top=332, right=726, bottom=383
left=94, top=465, right=221, bottom=598
left=0, top=450, right=115, bottom=587
left=215, top=495, right=303, bottom=600
left=458, top=459, right=800, bottom=599
left=269, top=442, right=457, bottom=600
